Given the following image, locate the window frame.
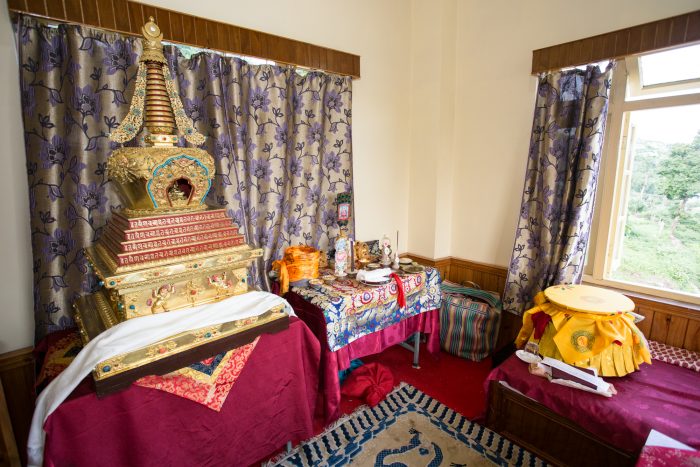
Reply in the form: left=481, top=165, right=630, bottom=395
left=626, top=45, right=700, bottom=99
left=585, top=54, right=700, bottom=306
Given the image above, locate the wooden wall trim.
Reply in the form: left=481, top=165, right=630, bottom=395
left=532, top=10, right=700, bottom=74
left=0, top=347, right=35, bottom=467
left=7, top=0, right=361, bottom=78
left=0, top=379, right=20, bottom=467
left=406, top=253, right=700, bottom=352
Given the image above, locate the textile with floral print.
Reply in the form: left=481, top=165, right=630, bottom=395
left=502, top=64, right=612, bottom=315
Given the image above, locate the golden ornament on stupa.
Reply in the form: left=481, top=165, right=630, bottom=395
left=73, top=18, right=286, bottom=395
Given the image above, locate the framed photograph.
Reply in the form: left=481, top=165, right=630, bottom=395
left=338, top=202, right=350, bottom=221
left=336, top=191, right=352, bottom=227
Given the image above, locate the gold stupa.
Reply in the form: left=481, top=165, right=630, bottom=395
left=74, top=18, right=287, bottom=394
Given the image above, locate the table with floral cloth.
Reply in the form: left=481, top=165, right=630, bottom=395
left=287, top=266, right=442, bottom=422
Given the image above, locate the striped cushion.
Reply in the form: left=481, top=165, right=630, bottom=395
left=439, top=281, right=502, bottom=361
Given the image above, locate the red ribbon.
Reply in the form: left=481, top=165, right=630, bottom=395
left=390, top=273, right=406, bottom=308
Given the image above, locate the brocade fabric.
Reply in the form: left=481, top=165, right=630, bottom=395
left=287, top=288, right=441, bottom=423
left=134, top=337, right=260, bottom=411
left=502, top=65, right=612, bottom=315
left=291, top=267, right=442, bottom=351
left=649, top=340, right=700, bottom=372
left=36, top=330, right=261, bottom=411
left=15, top=15, right=353, bottom=341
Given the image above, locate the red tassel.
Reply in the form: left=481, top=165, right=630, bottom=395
left=390, top=273, right=406, bottom=308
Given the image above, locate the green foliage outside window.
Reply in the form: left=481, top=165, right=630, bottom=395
left=611, top=132, right=700, bottom=294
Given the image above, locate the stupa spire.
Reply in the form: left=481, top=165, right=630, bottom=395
left=110, top=17, right=204, bottom=147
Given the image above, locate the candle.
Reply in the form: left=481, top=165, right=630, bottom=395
left=350, top=240, right=355, bottom=271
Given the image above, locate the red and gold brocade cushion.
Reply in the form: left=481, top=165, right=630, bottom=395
left=36, top=330, right=84, bottom=389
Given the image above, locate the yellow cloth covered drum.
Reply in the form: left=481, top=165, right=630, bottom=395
left=515, top=289, right=651, bottom=377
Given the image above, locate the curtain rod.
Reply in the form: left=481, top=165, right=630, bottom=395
left=7, top=0, right=361, bottom=78
left=531, top=9, right=700, bottom=75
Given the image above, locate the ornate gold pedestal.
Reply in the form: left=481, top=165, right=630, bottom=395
left=75, top=293, right=288, bottom=396
left=73, top=18, right=287, bottom=395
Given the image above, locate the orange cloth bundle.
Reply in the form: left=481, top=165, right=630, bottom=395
left=272, top=246, right=320, bottom=294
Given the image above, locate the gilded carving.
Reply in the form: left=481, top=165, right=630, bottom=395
left=109, top=66, right=147, bottom=143
left=91, top=306, right=287, bottom=381
left=208, top=272, right=237, bottom=298
left=150, top=284, right=175, bottom=313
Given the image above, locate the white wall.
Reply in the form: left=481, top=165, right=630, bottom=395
left=407, top=0, right=457, bottom=259
left=447, top=0, right=700, bottom=267
left=0, top=4, right=33, bottom=352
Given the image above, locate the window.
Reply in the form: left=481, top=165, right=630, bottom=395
left=587, top=44, right=700, bottom=304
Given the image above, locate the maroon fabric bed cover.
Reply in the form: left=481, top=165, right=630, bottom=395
left=486, top=354, right=700, bottom=454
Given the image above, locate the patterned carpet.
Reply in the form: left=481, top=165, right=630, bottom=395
left=268, top=383, right=546, bottom=466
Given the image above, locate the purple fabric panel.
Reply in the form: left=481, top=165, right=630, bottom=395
left=502, top=65, right=613, bottom=316
left=43, top=317, right=320, bottom=467
left=486, top=354, right=700, bottom=454
left=286, top=291, right=440, bottom=423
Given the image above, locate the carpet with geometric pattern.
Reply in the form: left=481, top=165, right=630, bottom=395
left=267, top=383, right=547, bottom=466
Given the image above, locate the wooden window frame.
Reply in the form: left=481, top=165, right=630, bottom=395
left=6, top=0, right=361, bottom=78
left=585, top=54, right=700, bottom=305
left=626, top=48, right=700, bottom=99
left=534, top=11, right=700, bottom=306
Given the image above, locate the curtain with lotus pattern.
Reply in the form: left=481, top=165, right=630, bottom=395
left=16, top=15, right=353, bottom=341
left=502, top=64, right=612, bottom=316
left=165, top=52, right=354, bottom=292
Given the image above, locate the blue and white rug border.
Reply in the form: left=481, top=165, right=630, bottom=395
left=267, top=382, right=546, bottom=466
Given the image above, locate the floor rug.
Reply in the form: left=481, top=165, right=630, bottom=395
left=269, top=383, right=546, bottom=466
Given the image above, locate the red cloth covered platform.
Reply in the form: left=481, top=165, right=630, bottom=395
left=285, top=291, right=440, bottom=423
left=486, top=354, right=700, bottom=454
left=42, top=317, right=320, bottom=467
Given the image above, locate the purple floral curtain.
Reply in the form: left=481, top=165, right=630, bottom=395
left=502, top=64, right=612, bottom=316
left=16, top=16, right=353, bottom=341
left=165, top=52, right=353, bottom=291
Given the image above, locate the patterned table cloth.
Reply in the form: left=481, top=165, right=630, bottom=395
left=292, top=267, right=442, bottom=351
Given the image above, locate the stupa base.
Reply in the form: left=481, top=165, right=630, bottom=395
left=73, top=291, right=289, bottom=396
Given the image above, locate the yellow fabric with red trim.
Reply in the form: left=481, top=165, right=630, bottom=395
left=515, top=292, right=651, bottom=377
